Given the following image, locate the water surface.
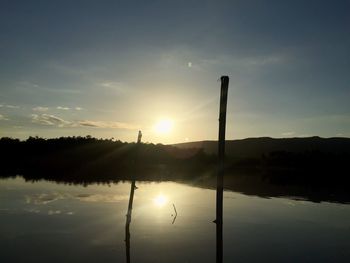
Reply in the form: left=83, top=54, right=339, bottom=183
left=1, top=177, right=350, bottom=262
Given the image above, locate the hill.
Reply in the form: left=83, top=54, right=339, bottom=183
left=173, top=137, right=350, bottom=158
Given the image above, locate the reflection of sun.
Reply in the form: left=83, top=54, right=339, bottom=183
left=153, top=194, right=167, bottom=207
left=154, top=119, right=173, bottom=134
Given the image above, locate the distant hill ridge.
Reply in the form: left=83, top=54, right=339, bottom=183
left=173, top=137, right=350, bottom=157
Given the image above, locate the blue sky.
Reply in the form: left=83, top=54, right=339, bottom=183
left=0, top=0, right=349, bottom=143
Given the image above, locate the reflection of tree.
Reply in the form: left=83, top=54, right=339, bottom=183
left=124, top=131, right=142, bottom=263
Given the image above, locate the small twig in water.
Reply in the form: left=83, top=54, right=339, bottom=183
left=172, top=203, right=178, bottom=224
left=173, top=203, right=177, bottom=215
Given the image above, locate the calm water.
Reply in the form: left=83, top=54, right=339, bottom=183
left=1, top=177, right=350, bottom=262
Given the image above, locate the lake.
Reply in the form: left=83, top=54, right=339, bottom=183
left=1, top=177, right=350, bottom=262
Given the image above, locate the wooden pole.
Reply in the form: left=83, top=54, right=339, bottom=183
left=125, top=130, right=142, bottom=263
left=216, top=76, right=229, bottom=263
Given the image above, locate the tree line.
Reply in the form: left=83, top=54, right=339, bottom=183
left=0, top=136, right=349, bottom=187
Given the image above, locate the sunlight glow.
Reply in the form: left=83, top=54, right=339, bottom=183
left=153, top=194, right=167, bottom=207
left=154, top=119, right=173, bottom=134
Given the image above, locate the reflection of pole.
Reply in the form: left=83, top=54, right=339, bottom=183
left=216, top=76, right=229, bottom=263
left=125, top=130, right=142, bottom=263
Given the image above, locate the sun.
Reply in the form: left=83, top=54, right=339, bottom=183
left=153, top=194, right=167, bottom=207
left=154, top=119, right=173, bottom=134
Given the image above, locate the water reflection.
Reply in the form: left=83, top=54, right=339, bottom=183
left=153, top=194, right=167, bottom=207
left=1, top=177, right=350, bottom=262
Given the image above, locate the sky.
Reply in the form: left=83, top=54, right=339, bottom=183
left=0, top=0, right=349, bottom=144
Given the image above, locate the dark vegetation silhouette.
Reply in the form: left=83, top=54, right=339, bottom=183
left=0, top=136, right=212, bottom=182
left=1, top=136, right=349, bottom=203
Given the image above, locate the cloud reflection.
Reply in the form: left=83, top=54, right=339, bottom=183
left=48, top=210, right=61, bottom=215
left=25, top=192, right=130, bottom=205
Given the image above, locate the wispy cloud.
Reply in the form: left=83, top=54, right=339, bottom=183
left=197, top=53, right=289, bottom=71
left=18, top=81, right=40, bottom=88
left=53, top=106, right=83, bottom=111
left=78, top=120, right=138, bottom=130
left=303, top=114, right=350, bottom=123
left=31, top=114, right=72, bottom=127
left=56, top=106, right=70, bottom=110
left=0, top=114, right=9, bottom=120
left=17, top=81, right=81, bottom=94
left=0, top=104, right=20, bottom=109
left=282, top=131, right=295, bottom=136
left=98, top=81, right=127, bottom=93
left=31, top=114, right=137, bottom=130
left=99, top=81, right=122, bottom=88
left=33, top=106, right=49, bottom=112
left=243, top=55, right=287, bottom=66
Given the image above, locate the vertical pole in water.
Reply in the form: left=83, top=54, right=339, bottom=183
left=125, top=130, right=142, bottom=263
left=216, top=76, right=229, bottom=263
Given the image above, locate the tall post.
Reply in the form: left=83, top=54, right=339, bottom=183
left=125, top=130, right=142, bottom=263
left=216, top=76, right=229, bottom=263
